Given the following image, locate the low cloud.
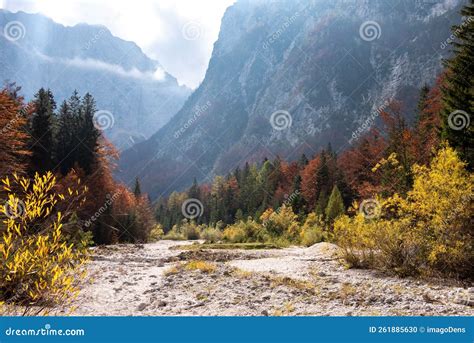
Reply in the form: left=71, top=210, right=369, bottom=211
left=36, top=52, right=166, bottom=81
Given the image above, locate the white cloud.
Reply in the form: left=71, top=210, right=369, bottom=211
left=33, top=50, right=166, bottom=81
left=61, top=57, right=166, bottom=81
left=1, top=0, right=235, bottom=88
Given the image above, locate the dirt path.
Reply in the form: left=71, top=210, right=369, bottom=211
left=65, top=240, right=473, bottom=316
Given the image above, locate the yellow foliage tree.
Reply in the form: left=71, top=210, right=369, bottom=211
left=0, top=172, right=89, bottom=310
left=335, top=145, right=473, bottom=277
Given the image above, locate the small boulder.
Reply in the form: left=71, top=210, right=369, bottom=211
left=137, top=303, right=147, bottom=311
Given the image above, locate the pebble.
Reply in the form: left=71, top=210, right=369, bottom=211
left=157, top=300, right=167, bottom=307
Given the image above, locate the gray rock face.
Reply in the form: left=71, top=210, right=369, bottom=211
left=0, top=9, right=191, bottom=148
left=116, top=0, right=463, bottom=198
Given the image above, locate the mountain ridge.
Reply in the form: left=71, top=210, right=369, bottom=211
left=118, top=0, right=466, bottom=199
left=0, top=9, right=191, bottom=148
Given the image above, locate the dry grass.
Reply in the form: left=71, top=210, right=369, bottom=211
left=232, top=268, right=254, bottom=279
left=270, top=276, right=316, bottom=293
left=184, top=260, right=217, bottom=273
left=272, top=302, right=296, bottom=316
left=164, top=266, right=180, bottom=276
left=339, top=282, right=357, bottom=303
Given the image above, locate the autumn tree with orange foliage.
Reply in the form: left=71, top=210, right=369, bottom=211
left=0, top=89, right=32, bottom=178
left=300, top=155, right=321, bottom=208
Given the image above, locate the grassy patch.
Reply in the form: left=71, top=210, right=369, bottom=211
left=270, top=276, right=316, bottom=293
left=232, top=268, right=254, bottom=279
left=184, top=260, right=217, bottom=273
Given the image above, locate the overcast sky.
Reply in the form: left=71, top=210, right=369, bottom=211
left=0, top=0, right=235, bottom=88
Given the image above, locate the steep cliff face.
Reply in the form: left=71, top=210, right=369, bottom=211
left=0, top=10, right=191, bottom=148
left=118, top=0, right=465, bottom=198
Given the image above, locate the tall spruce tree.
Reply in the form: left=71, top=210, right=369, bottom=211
left=315, top=150, right=330, bottom=209
left=325, top=185, right=345, bottom=223
left=30, top=88, right=56, bottom=174
left=290, top=174, right=306, bottom=214
left=188, top=177, right=200, bottom=199
left=416, top=84, right=430, bottom=120
left=55, top=100, right=76, bottom=175
left=441, top=0, right=474, bottom=167
left=77, top=93, right=100, bottom=174
left=134, top=177, right=142, bottom=198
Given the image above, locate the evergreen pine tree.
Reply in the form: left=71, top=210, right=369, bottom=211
left=55, top=100, right=75, bottom=175
left=314, top=190, right=328, bottom=217
left=315, top=150, right=331, bottom=206
left=325, top=185, right=345, bottom=223
left=134, top=177, right=142, bottom=198
left=441, top=1, right=474, bottom=167
left=299, top=153, right=309, bottom=167
left=77, top=93, right=100, bottom=174
left=188, top=177, right=200, bottom=199
left=290, top=174, right=306, bottom=214
left=29, top=88, right=56, bottom=174
left=416, top=84, right=430, bottom=121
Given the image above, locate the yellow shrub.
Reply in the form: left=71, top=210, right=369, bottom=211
left=335, top=146, right=473, bottom=278
left=222, top=219, right=268, bottom=243
left=0, top=172, right=89, bottom=308
left=223, top=224, right=247, bottom=243
left=300, top=213, right=325, bottom=247
left=260, top=205, right=300, bottom=240
left=149, top=224, right=165, bottom=242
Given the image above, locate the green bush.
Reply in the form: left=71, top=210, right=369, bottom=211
left=149, top=224, right=165, bottom=242
left=163, top=220, right=203, bottom=240
left=300, top=213, right=325, bottom=246
left=222, top=219, right=269, bottom=243
left=201, top=226, right=223, bottom=243
left=164, top=225, right=186, bottom=240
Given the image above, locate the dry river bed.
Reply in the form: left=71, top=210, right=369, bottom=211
left=60, top=240, right=473, bottom=316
